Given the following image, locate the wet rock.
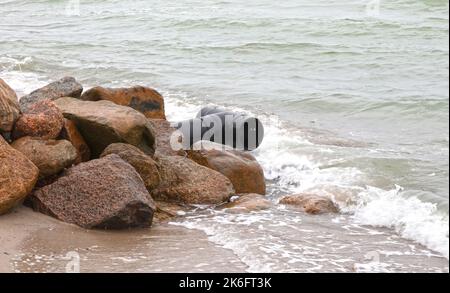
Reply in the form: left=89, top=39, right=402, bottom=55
left=54, top=97, right=156, bottom=158
left=81, top=86, right=166, bottom=119
left=148, top=119, right=185, bottom=156
left=101, top=143, right=161, bottom=191
left=11, top=137, right=77, bottom=179
left=0, top=136, right=39, bottom=215
left=152, top=156, right=234, bottom=205
left=0, top=78, right=20, bottom=133
left=279, top=193, right=338, bottom=214
left=153, top=200, right=190, bottom=223
left=59, top=119, right=91, bottom=164
left=12, top=100, right=64, bottom=140
left=19, top=77, right=83, bottom=111
left=222, top=193, right=271, bottom=213
left=187, top=141, right=266, bottom=195
left=28, top=154, right=156, bottom=229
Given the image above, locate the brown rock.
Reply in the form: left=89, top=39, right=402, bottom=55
left=222, top=193, right=271, bottom=213
left=152, top=156, right=234, bottom=205
left=28, top=154, right=157, bottom=229
left=59, top=119, right=91, bottom=163
left=54, top=97, right=156, bottom=158
left=11, top=137, right=77, bottom=179
left=187, top=141, right=266, bottom=195
left=0, top=136, right=39, bottom=215
left=12, top=100, right=64, bottom=140
left=101, top=143, right=161, bottom=191
left=19, top=77, right=83, bottom=111
left=148, top=119, right=185, bottom=156
left=279, top=193, right=338, bottom=214
left=153, top=200, right=190, bottom=223
left=149, top=119, right=186, bottom=156
left=0, top=78, right=20, bottom=133
left=81, top=86, right=166, bottom=119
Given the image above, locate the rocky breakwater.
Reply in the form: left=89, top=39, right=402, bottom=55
left=0, top=77, right=272, bottom=231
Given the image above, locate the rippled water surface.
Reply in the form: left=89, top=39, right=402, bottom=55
left=0, top=0, right=448, bottom=271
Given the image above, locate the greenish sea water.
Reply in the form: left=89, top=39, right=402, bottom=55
left=1, top=0, right=448, bottom=271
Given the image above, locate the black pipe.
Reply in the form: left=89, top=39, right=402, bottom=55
left=175, top=107, right=264, bottom=151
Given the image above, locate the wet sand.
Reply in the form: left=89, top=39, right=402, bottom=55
left=0, top=207, right=247, bottom=273
left=1, top=206, right=448, bottom=273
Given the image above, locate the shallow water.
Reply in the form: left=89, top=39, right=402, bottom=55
left=1, top=0, right=449, bottom=271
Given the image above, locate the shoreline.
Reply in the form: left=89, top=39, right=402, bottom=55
left=2, top=206, right=448, bottom=273
left=0, top=207, right=248, bottom=273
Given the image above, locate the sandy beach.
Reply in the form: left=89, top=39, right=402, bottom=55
left=0, top=205, right=447, bottom=273
left=0, top=207, right=247, bottom=273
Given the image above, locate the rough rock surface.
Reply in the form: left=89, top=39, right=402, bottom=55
left=148, top=119, right=185, bottom=156
left=0, top=78, right=20, bottom=133
left=153, top=200, right=190, bottom=223
left=11, top=137, right=77, bottom=179
left=279, top=193, right=338, bottom=214
left=152, top=156, right=234, bottom=205
left=28, top=154, right=157, bottom=229
left=59, top=119, right=91, bottom=164
left=19, top=77, right=83, bottom=111
left=54, top=97, right=156, bottom=158
left=101, top=143, right=161, bottom=191
left=222, top=193, right=271, bottom=213
left=81, top=86, right=166, bottom=119
left=0, top=136, right=39, bottom=215
left=12, top=100, right=64, bottom=140
left=187, top=141, right=266, bottom=195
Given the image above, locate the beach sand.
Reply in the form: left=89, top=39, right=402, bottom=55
left=0, top=207, right=247, bottom=273
left=1, top=205, right=449, bottom=273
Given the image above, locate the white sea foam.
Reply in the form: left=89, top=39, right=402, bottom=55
left=0, top=57, right=47, bottom=96
left=348, top=185, right=449, bottom=259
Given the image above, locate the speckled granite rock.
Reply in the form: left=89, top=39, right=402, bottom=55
left=152, top=155, right=234, bottom=205
left=148, top=119, right=185, bottom=157
left=28, top=154, right=156, bottom=229
left=59, top=119, right=91, bottom=164
left=0, top=78, right=20, bottom=133
left=222, top=193, right=271, bottom=213
left=19, top=77, right=83, bottom=111
left=11, top=137, right=77, bottom=179
left=54, top=97, right=156, bottom=158
left=101, top=143, right=161, bottom=191
left=12, top=100, right=64, bottom=140
left=0, top=136, right=39, bottom=215
left=187, top=141, right=266, bottom=195
left=279, top=193, right=338, bottom=214
left=81, top=86, right=166, bottom=119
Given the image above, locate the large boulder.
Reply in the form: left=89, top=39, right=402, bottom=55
left=187, top=141, right=266, bottom=195
left=279, top=193, right=338, bottom=215
left=19, top=77, right=83, bottom=111
left=81, top=86, right=166, bottom=119
left=0, top=136, right=39, bottom=215
left=11, top=137, right=77, bottom=179
left=59, top=119, right=91, bottom=164
left=148, top=119, right=185, bottom=156
left=222, top=193, right=271, bottom=213
left=28, top=154, right=157, bottom=229
left=100, top=143, right=161, bottom=191
left=0, top=78, right=20, bottom=133
left=12, top=100, right=64, bottom=140
left=54, top=97, right=156, bottom=158
left=153, top=156, right=234, bottom=205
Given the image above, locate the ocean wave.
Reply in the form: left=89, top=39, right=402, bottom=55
left=347, top=185, right=449, bottom=259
